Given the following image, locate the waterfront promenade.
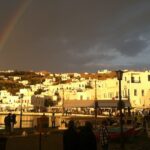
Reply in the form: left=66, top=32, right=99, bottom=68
left=1, top=113, right=150, bottom=150
left=0, top=126, right=150, bottom=150
left=0, top=112, right=107, bottom=129
left=0, top=128, right=63, bottom=150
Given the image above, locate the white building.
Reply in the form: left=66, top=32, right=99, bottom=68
left=122, top=71, right=150, bottom=108
left=2, top=70, right=150, bottom=111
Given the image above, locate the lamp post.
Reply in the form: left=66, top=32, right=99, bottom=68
left=62, top=87, right=65, bottom=116
left=94, top=80, right=98, bottom=118
left=19, top=94, right=24, bottom=129
left=94, top=80, right=98, bottom=128
left=116, top=70, right=124, bottom=149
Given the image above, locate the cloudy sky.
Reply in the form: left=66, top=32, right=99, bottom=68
left=0, top=0, right=150, bottom=73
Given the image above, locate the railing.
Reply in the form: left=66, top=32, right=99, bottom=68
left=22, top=120, right=34, bottom=128
left=0, top=123, right=5, bottom=129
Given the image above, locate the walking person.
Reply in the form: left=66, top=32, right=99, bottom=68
left=99, top=120, right=109, bottom=150
left=51, top=112, right=56, bottom=128
left=10, top=114, right=17, bottom=132
left=4, top=113, right=11, bottom=133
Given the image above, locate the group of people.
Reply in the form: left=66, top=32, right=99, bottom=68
left=63, top=120, right=109, bottom=150
left=4, top=113, right=17, bottom=133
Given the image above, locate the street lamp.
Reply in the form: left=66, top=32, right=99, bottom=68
left=94, top=80, right=98, bottom=118
left=116, top=70, right=124, bottom=149
left=62, top=87, right=65, bottom=116
left=94, top=80, right=98, bottom=128
left=19, top=94, right=24, bottom=129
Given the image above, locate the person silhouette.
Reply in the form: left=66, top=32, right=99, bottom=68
left=4, top=113, right=11, bottom=133
left=79, top=121, right=97, bottom=150
left=51, top=112, right=56, bottom=128
left=63, top=120, right=79, bottom=150
left=10, top=114, right=17, bottom=132
left=99, top=120, right=109, bottom=150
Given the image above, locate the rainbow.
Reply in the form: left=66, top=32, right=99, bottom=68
left=0, top=0, right=33, bottom=51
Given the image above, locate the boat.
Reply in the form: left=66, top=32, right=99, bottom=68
left=109, top=126, right=143, bottom=140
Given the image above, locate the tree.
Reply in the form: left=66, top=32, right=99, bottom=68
left=34, top=89, right=45, bottom=95
left=55, top=91, right=61, bottom=102
left=44, top=98, right=54, bottom=107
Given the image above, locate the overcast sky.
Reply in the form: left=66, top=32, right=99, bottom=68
left=0, top=0, right=150, bottom=73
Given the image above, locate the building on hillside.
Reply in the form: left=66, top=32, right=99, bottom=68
left=43, top=78, right=53, bottom=86
left=60, top=70, right=150, bottom=109
left=97, top=69, right=110, bottom=74
left=19, top=80, right=29, bottom=85
left=60, top=73, right=70, bottom=81
left=123, top=71, right=150, bottom=108
left=90, top=70, right=150, bottom=109
left=0, top=90, right=11, bottom=103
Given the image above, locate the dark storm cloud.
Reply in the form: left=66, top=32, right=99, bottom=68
left=0, top=0, right=150, bottom=72
left=117, top=39, right=148, bottom=56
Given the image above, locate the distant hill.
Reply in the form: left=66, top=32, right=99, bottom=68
left=0, top=71, right=46, bottom=95
left=0, top=70, right=117, bottom=95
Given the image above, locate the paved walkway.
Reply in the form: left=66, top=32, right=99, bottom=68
left=1, top=125, right=150, bottom=150
left=107, top=130, right=150, bottom=150
left=0, top=128, right=63, bottom=150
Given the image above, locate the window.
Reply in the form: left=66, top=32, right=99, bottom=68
left=142, top=90, right=144, bottom=96
left=134, top=89, right=137, bottom=96
left=109, top=93, right=113, bottom=98
left=124, top=88, right=127, bottom=98
left=116, top=92, right=118, bottom=98
left=131, top=77, right=134, bottom=83
left=80, top=95, right=83, bottom=100
left=128, top=89, right=130, bottom=97
left=139, top=77, right=141, bottom=82
left=131, top=75, right=141, bottom=83
left=148, top=75, right=150, bottom=81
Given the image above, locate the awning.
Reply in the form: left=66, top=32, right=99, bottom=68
left=64, top=100, right=131, bottom=108
left=64, top=100, right=94, bottom=108
left=97, top=100, right=131, bottom=108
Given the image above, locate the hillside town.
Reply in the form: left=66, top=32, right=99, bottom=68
left=0, top=69, right=150, bottom=112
